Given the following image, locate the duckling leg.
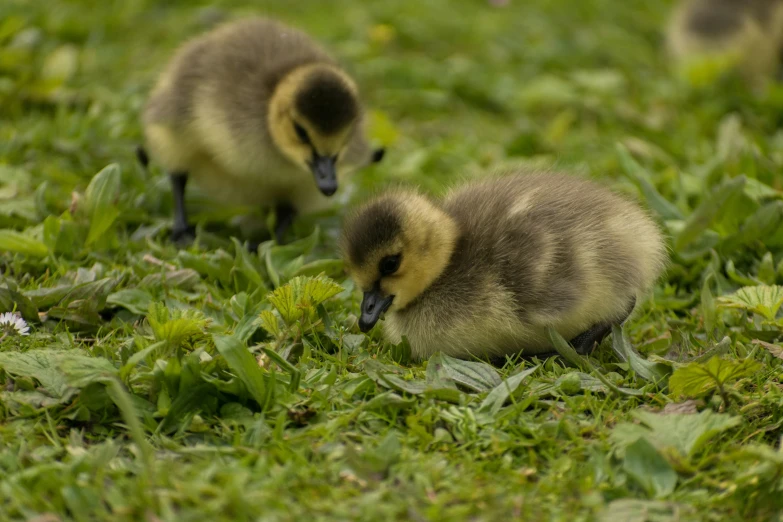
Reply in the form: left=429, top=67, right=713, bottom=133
left=274, top=203, right=297, bottom=244
left=569, top=323, right=613, bottom=355
left=170, top=172, right=195, bottom=244
left=568, top=296, right=637, bottom=355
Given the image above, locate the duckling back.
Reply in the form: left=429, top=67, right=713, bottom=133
left=384, top=171, right=667, bottom=360
left=144, top=17, right=333, bottom=134
left=142, top=17, right=374, bottom=213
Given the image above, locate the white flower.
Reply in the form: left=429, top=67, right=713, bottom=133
left=0, top=312, right=29, bottom=336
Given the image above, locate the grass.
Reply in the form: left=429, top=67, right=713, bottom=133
left=2, top=0, right=783, bottom=520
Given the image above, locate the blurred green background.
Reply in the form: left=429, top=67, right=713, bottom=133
left=2, top=0, right=783, bottom=520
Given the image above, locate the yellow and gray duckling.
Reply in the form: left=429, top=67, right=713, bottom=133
left=141, top=17, right=384, bottom=244
left=666, top=0, right=783, bottom=89
left=340, top=171, right=668, bottom=361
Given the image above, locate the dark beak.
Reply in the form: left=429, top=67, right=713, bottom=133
left=311, top=155, right=337, bottom=196
left=358, top=288, right=394, bottom=333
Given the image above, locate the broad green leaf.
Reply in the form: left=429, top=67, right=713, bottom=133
left=437, top=353, right=501, bottom=392
left=719, top=201, right=783, bottom=253
left=290, top=276, right=343, bottom=307
left=599, top=499, right=687, bottom=522
left=147, top=302, right=208, bottom=349
left=267, top=284, right=296, bottom=324
left=616, top=144, right=683, bottom=220
left=84, top=163, right=122, bottom=246
left=0, top=229, right=48, bottom=257
left=0, top=350, right=78, bottom=398
left=674, top=176, right=745, bottom=252
left=231, top=237, right=265, bottom=289
left=107, top=288, right=153, bottom=315
left=267, top=275, right=342, bottom=325
left=758, top=253, right=776, bottom=285
left=623, top=438, right=677, bottom=498
left=140, top=269, right=200, bottom=291
left=378, top=374, right=428, bottom=395
left=611, top=324, right=671, bottom=384
left=42, top=214, right=60, bottom=251
left=669, top=356, right=761, bottom=399
left=213, top=334, right=269, bottom=410
left=612, top=409, right=741, bottom=460
left=478, top=364, right=539, bottom=414
left=259, top=310, right=281, bottom=337
left=25, top=278, right=118, bottom=310
left=717, top=285, right=783, bottom=321
left=58, top=354, right=118, bottom=388
left=85, top=207, right=120, bottom=246
left=425, top=352, right=460, bottom=391
left=364, top=391, right=417, bottom=411
left=632, top=409, right=741, bottom=457
left=0, top=390, right=64, bottom=409
left=743, top=177, right=781, bottom=201
left=291, top=259, right=344, bottom=280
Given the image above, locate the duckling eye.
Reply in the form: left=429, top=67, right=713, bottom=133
left=379, top=254, right=401, bottom=276
left=293, top=122, right=311, bottom=145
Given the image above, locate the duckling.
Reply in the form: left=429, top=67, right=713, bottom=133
left=340, top=171, right=668, bottom=361
left=666, top=0, right=783, bottom=89
left=141, top=17, right=384, bottom=244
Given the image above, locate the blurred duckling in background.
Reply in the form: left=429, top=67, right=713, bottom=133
left=340, top=171, right=668, bottom=361
left=141, top=17, right=384, bottom=244
left=666, top=0, right=783, bottom=90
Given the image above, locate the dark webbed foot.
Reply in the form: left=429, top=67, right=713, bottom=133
left=274, top=204, right=297, bottom=244
left=567, top=296, right=637, bottom=356
left=568, top=323, right=613, bottom=355
left=171, top=224, right=196, bottom=247
left=170, top=172, right=193, bottom=247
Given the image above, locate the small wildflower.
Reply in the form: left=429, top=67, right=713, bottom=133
left=0, top=312, right=30, bottom=337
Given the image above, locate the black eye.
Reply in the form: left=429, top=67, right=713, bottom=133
left=379, top=254, right=401, bottom=276
left=293, top=122, right=311, bottom=145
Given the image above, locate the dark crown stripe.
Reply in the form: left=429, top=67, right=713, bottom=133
left=295, top=71, right=359, bottom=134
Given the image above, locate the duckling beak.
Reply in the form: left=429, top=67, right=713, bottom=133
left=311, top=155, right=337, bottom=196
left=359, top=288, right=394, bottom=332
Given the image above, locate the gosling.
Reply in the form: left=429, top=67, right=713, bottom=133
left=666, top=0, right=783, bottom=89
left=142, top=17, right=384, bottom=244
left=340, top=171, right=668, bottom=361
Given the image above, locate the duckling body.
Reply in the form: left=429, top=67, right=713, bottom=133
left=340, top=171, right=668, bottom=361
left=142, top=17, right=383, bottom=243
left=666, top=0, right=783, bottom=87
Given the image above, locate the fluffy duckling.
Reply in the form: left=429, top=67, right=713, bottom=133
left=142, top=17, right=384, bottom=244
left=666, top=0, right=783, bottom=88
left=340, top=171, right=668, bottom=361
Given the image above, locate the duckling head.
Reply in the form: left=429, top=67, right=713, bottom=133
left=340, top=192, right=459, bottom=332
left=268, top=64, right=381, bottom=196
